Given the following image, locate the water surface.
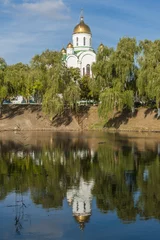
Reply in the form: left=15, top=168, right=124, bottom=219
left=0, top=131, right=160, bottom=240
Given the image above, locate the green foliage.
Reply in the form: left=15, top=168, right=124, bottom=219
left=0, top=86, right=7, bottom=102
left=95, top=38, right=137, bottom=119
left=137, top=40, right=160, bottom=108
left=0, top=58, right=7, bottom=70
left=99, top=88, right=123, bottom=118
left=4, top=63, right=29, bottom=97
left=0, top=58, right=8, bottom=115
left=63, top=82, right=80, bottom=109
left=92, top=45, right=114, bottom=92
left=78, top=75, right=92, bottom=99
left=33, top=51, right=81, bottom=116
left=42, top=89, right=64, bottom=117
left=2, top=36, right=160, bottom=121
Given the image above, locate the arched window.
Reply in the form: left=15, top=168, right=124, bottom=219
left=90, top=38, right=92, bottom=46
left=86, top=64, right=90, bottom=76
left=83, top=67, right=85, bottom=76
left=83, top=37, right=86, bottom=46
left=76, top=37, right=78, bottom=46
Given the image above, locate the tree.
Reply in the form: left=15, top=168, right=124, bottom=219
left=137, top=40, right=160, bottom=116
left=92, top=45, right=114, bottom=94
left=94, top=38, right=138, bottom=119
left=31, top=50, right=81, bottom=117
left=4, top=63, right=29, bottom=99
left=78, top=75, right=92, bottom=100
left=0, top=58, right=8, bottom=116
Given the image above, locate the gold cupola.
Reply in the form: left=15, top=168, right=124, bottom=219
left=61, top=47, right=66, bottom=54
left=99, top=43, right=104, bottom=50
left=67, top=42, right=73, bottom=48
left=73, top=16, right=91, bottom=34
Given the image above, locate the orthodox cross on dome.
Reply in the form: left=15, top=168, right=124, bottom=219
left=80, top=8, right=84, bottom=21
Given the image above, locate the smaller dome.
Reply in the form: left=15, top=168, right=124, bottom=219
left=61, top=47, right=66, bottom=54
left=99, top=43, right=104, bottom=50
left=67, top=42, right=73, bottom=48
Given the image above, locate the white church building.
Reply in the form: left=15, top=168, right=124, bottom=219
left=61, top=14, right=96, bottom=77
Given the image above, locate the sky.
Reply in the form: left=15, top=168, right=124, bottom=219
left=0, top=0, right=160, bottom=65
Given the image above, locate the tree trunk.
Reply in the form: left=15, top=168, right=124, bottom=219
left=157, top=102, right=160, bottom=119
left=0, top=101, right=3, bottom=118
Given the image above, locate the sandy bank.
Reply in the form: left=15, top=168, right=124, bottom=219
left=0, top=105, right=160, bottom=132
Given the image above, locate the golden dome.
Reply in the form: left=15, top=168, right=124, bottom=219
left=67, top=42, right=73, bottom=48
left=61, top=47, right=66, bottom=54
left=99, top=43, right=104, bottom=50
left=73, top=16, right=91, bottom=34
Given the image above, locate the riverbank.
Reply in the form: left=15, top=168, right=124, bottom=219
left=0, top=105, right=160, bottom=132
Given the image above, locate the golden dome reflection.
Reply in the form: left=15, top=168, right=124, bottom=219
left=74, top=215, right=90, bottom=223
left=73, top=16, right=91, bottom=34
left=74, top=215, right=91, bottom=231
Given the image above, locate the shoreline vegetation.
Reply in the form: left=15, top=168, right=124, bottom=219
left=1, top=38, right=160, bottom=126
left=0, top=105, right=160, bottom=133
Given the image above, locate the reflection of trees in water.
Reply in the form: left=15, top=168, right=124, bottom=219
left=1, top=134, right=160, bottom=224
left=93, top=141, right=160, bottom=223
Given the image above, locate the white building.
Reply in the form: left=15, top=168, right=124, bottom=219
left=61, top=14, right=96, bottom=77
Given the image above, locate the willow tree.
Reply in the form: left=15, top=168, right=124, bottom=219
left=95, top=38, right=138, bottom=119
left=0, top=58, right=8, bottom=116
left=31, top=50, right=81, bottom=117
left=4, top=62, right=30, bottom=99
left=91, top=44, right=114, bottom=95
left=137, top=40, right=160, bottom=116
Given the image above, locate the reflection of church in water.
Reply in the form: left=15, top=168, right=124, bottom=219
left=67, top=178, right=94, bottom=230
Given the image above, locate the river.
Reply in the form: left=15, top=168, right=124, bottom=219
left=0, top=131, right=160, bottom=240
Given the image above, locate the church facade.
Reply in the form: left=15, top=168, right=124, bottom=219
left=61, top=15, right=96, bottom=77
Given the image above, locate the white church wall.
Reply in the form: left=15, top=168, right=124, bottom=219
left=67, top=48, right=74, bottom=55
left=79, top=52, right=96, bottom=76
left=73, top=33, right=92, bottom=50
left=66, top=55, right=78, bottom=68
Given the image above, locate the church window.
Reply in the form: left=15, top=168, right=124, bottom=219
left=90, top=38, right=92, bottom=46
left=84, top=202, right=86, bottom=212
left=83, top=37, right=86, bottom=46
left=83, top=67, right=85, bottom=76
left=86, top=64, right=90, bottom=76
left=76, top=37, right=79, bottom=46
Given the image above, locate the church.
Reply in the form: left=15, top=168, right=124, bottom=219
left=61, top=14, right=96, bottom=77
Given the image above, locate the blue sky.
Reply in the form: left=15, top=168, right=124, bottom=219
left=0, top=0, right=160, bottom=65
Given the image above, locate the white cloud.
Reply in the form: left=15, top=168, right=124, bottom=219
left=1, top=0, right=70, bottom=20
left=0, top=0, right=72, bottom=64
left=14, top=0, right=70, bottom=19
left=1, top=0, right=160, bottom=64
